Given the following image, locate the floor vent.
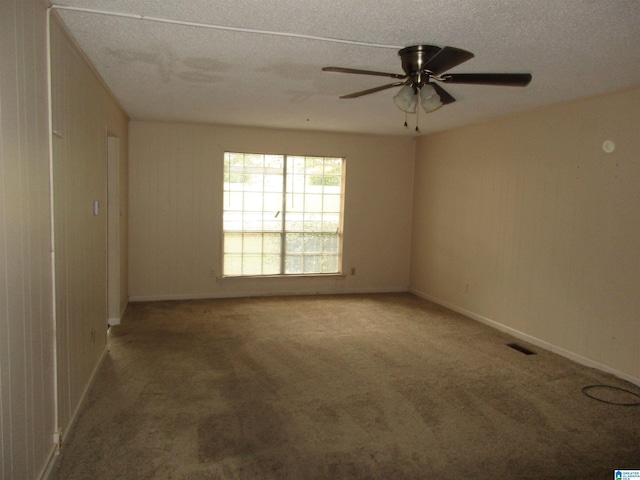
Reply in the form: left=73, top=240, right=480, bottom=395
left=507, top=343, right=536, bottom=355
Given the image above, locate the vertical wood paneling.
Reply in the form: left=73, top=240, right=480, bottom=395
left=49, top=17, right=129, bottom=439
left=411, top=87, right=640, bottom=382
left=0, top=1, right=55, bottom=478
left=129, top=121, right=415, bottom=300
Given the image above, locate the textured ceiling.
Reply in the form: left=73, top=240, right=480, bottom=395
left=51, top=0, right=640, bottom=135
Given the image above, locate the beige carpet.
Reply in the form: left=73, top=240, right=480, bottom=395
left=51, top=293, right=640, bottom=479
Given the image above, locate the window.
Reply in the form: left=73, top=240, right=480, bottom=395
left=223, top=152, right=345, bottom=277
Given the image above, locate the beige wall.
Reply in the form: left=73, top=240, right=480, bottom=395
left=50, top=15, right=130, bottom=441
left=129, top=121, right=415, bottom=300
left=410, top=87, right=640, bottom=382
left=1, top=5, right=129, bottom=477
left=2, top=3, right=636, bottom=478
left=0, top=1, right=55, bottom=478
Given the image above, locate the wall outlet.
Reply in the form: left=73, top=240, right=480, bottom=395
left=53, top=429, right=63, bottom=449
left=350, top=267, right=356, bottom=275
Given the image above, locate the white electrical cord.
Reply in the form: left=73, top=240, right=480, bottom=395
left=46, top=5, right=61, bottom=451
left=50, top=5, right=404, bottom=50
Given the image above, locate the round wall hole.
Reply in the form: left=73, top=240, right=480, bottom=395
left=602, top=140, right=615, bottom=153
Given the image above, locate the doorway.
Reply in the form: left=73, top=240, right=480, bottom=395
left=107, top=135, right=120, bottom=326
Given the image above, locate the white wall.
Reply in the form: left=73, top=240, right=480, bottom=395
left=0, top=1, right=55, bottom=478
left=410, top=87, right=640, bottom=382
left=129, top=121, right=415, bottom=300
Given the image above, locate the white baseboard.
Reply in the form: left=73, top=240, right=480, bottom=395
left=42, top=346, right=109, bottom=479
left=409, top=288, right=640, bottom=386
left=107, top=300, right=129, bottom=326
left=63, top=346, right=109, bottom=443
left=38, top=444, right=59, bottom=480
left=128, top=286, right=409, bottom=302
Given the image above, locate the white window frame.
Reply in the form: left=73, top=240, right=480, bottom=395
left=222, top=152, right=345, bottom=277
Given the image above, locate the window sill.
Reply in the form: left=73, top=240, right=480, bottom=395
left=218, top=273, right=347, bottom=281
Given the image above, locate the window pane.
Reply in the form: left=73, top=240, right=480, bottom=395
left=243, top=192, right=263, bottom=211
left=263, top=233, right=282, bottom=254
left=264, top=192, right=282, bottom=211
left=303, top=255, right=322, bottom=273
left=303, top=233, right=323, bottom=253
left=289, top=156, right=305, bottom=172
left=262, top=219, right=281, bottom=232
left=304, top=194, right=323, bottom=212
left=322, top=214, right=340, bottom=232
left=286, top=193, right=304, bottom=212
left=285, top=213, right=304, bottom=232
left=263, top=255, right=281, bottom=275
left=323, top=194, right=341, bottom=213
left=223, top=191, right=242, bottom=210
left=224, top=254, right=242, bottom=276
left=322, top=255, right=339, bottom=273
left=306, top=157, right=324, bottom=171
left=223, top=152, right=343, bottom=277
left=324, top=159, right=342, bottom=176
left=322, top=234, right=339, bottom=252
left=265, top=155, right=284, bottom=169
left=285, top=255, right=302, bottom=274
left=244, top=174, right=263, bottom=189
left=286, top=233, right=303, bottom=253
left=242, top=255, right=263, bottom=275
left=245, top=153, right=264, bottom=167
left=226, top=152, right=244, bottom=165
left=224, top=233, right=243, bottom=253
left=263, top=180, right=281, bottom=193
left=303, top=213, right=322, bottom=232
left=242, top=212, right=264, bottom=230
left=243, top=233, right=263, bottom=253
left=223, top=212, right=242, bottom=231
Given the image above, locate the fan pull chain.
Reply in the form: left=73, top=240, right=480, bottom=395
left=403, top=110, right=408, bottom=128
left=415, top=96, right=420, bottom=132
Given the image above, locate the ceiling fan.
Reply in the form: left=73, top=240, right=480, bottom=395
left=323, top=45, right=532, bottom=120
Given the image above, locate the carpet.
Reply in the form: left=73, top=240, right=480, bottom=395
left=51, top=293, right=640, bottom=479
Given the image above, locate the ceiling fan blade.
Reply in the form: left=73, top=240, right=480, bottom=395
left=431, top=83, right=456, bottom=105
left=424, top=46, right=475, bottom=74
left=323, top=66, right=406, bottom=79
left=340, top=81, right=405, bottom=99
left=440, top=73, right=532, bottom=86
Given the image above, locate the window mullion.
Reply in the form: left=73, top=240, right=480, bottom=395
left=280, top=155, right=288, bottom=275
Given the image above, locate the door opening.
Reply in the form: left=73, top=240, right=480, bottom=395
left=107, top=135, right=120, bottom=326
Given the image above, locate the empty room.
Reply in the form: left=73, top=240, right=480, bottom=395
left=1, top=1, right=639, bottom=479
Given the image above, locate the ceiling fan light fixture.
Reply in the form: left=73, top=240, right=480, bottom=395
left=324, top=44, right=532, bottom=120
left=393, top=84, right=417, bottom=113
left=420, top=84, right=443, bottom=113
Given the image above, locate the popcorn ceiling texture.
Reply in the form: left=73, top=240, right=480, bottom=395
left=51, top=0, right=640, bottom=134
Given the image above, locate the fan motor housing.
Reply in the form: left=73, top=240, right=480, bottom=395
left=398, top=45, right=441, bottom=76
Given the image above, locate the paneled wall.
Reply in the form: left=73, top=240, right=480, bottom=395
left=129, top=121, right=415, bottom=300
left=411, top=87, right=640, bottom=382
left=1, top=5, right=129, bottom=477
left=0, top=1, right=55, bottom=478
left=49, top=16, right=129, bottom=439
